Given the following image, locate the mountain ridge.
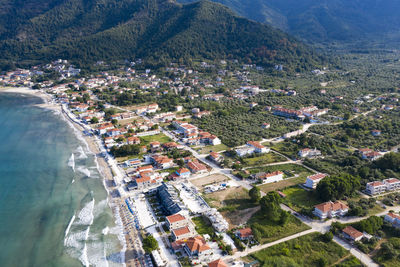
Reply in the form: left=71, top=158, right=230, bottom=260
left=0, top=0, right=325, bottom=70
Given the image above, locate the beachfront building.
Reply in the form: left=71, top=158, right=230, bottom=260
left=313, top=201, right=349, bottom=219
left=166, top=214, right=189, bottom=230
left=304, top=173, right=328, bottom=189
left=156, top=183, right=186, bottom=215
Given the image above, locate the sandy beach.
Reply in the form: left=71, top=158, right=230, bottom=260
left=0, top=86, right=136, bottom=266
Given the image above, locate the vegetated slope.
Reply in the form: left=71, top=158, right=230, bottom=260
left=0, top=0, right=324, bottom=70
left=179, top=0, right=400, bottom=43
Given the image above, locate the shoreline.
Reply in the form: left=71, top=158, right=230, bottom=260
left=0, top=87, right=130, bottom=266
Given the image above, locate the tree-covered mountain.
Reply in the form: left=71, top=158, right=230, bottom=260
left=0, top=0, right=325, bottom=70
left=179, top=0, right=400, bottom=43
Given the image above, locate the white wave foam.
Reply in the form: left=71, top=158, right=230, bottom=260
left=77, top=199, right=95, bottom=225
left=102, top=227, right=110, bottom=236
left=79, top=228, right=90, bottom=267
left=77, top=166, right=91, bottom=178
left=76, top=146, right=88, bottom=159
left=72, top=179, right=75, bottom=184
left=64, top=214, right=76, bottom=240
left=68, top=153, right=75, bottom=172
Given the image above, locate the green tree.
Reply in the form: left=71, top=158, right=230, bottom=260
left=260, top=192, right=282, bottom=219
left=90, top=117, right=99, bottom=124
left=249, top=187, right=261, bottom=203
left=142, top=235, right=158, bottom=253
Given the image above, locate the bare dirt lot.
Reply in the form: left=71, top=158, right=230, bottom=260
left=191, top=174, right=230, bottom=188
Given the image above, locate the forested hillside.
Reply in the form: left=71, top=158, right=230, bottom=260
left=179, top=0, right=400, bottom=43
left=0, top=0, right=325, bottom=70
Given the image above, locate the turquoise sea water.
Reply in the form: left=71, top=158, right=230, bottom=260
left=0, top=93, right=123, bottom=267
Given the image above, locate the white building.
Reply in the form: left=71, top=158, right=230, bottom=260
left=304, top=173, right=327, bottom=189
left=366, top=181, right=386, bottom=195
left=384, top=178, right=400, bottom=191
left=313, top=201, right=349, bottom=219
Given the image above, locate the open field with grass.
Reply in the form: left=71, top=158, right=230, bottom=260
left=247, top=233, right=355, bottom=266
left=249, top=210, right=310, bottom=244
left=204, top=186, right=259, bottom=228
left=198, top=143, right=229, bottom=154
left=281, top=187, right=321, bottom=212
left=257, top=176, right=306, bottom=193
left=242, top=153, right=287, bottom=167
left=192, top=215, right=215, bottom=236
left=271, top=142, right=301, bottom=158
left=139, top=133, right=172, bottom=145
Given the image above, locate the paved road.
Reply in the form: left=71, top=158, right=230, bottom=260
left=224, top=229, right=318, bottom=260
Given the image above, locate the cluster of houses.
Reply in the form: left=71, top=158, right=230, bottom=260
left=272, top=105, right=328, bottom=120
left=172, top=121, right=221, bottom=146
left=365, top=178, right=400, bottom=195
left=235, top=141, right=270, bottom=157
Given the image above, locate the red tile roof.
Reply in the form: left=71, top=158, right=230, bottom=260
left=238, top=228, right=253, bottom=238
left=307, top=173, right=327, bottom=181
left=314, top=201, right=348, bottom=213
left=166, top=214, right=186, bottom=224
left=208, top=259, right=228, bottom=267
left=173, top=227, right=191, bottom=238
left=343, top=226, right=363, bottom=239
left=185, top=236, right=211, bottom=252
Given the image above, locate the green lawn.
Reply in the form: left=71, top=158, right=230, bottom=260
left=140, top=133, right=172, bottom=145
left=192, top=216, right=215, bottom=236
left=282, top=187, right=321, bottom=212
left=257, top=176, right=306, bottom=193
left=249, top=233, right=350, bottom=266
left=242, top=153, right=287, bottom=167
left=247, top=163, right=313, bottom=177
left=271, top=142, right=301, bottom=158
left=249, top=210, right=310, bottom=244
left=199, top=143, right=229, bottom=154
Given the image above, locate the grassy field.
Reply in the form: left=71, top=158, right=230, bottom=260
left=191, top=174, right=230, bottom=189
left=271, top=142, right=301, bottom=158
left=281, top=187, right=321, bottom=212
left=140, top=133, right=172, bottom=145
left=242, top=153, right=287, bottom=167
left=205, top=187, right=255, bottom=211
left=247, top=163, right=313, bottom=177
left=198, top=143, right=229, bottom=154
left=204, top=187, right=259, bottom=228
left=192, top=216, right=215, bottom=236
left=248, top=233, right=352, bottom=266
left=249, top=210, right=310, bottom=244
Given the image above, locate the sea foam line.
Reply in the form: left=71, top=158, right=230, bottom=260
left=64, top=214, right=76, bottom=241
left=68, top=153, right=75, bottom=172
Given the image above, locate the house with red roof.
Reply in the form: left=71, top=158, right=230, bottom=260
left=342, top=226, right=364, bottom=242
left=187, top=161, right=208, bottom=174
left=305, top=173, right=327, bottom=189
left=313, top=201, right=349, bottom=219
left=166, top=214, right=189, bottom=230
left=151, top=155, right=174, bottom=169
left=209, top=152, right=223, bottom=163
left=366, top=181, right=387, bottom=195
left=183, top=236, right=212, bottom=259
left=235, top=228, right=253, bottom=241
left=208, top=259, right=228, bottom=267
left=172, top=226, right=195, bottom=241
left=384, top=178, right=400, bottom=191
